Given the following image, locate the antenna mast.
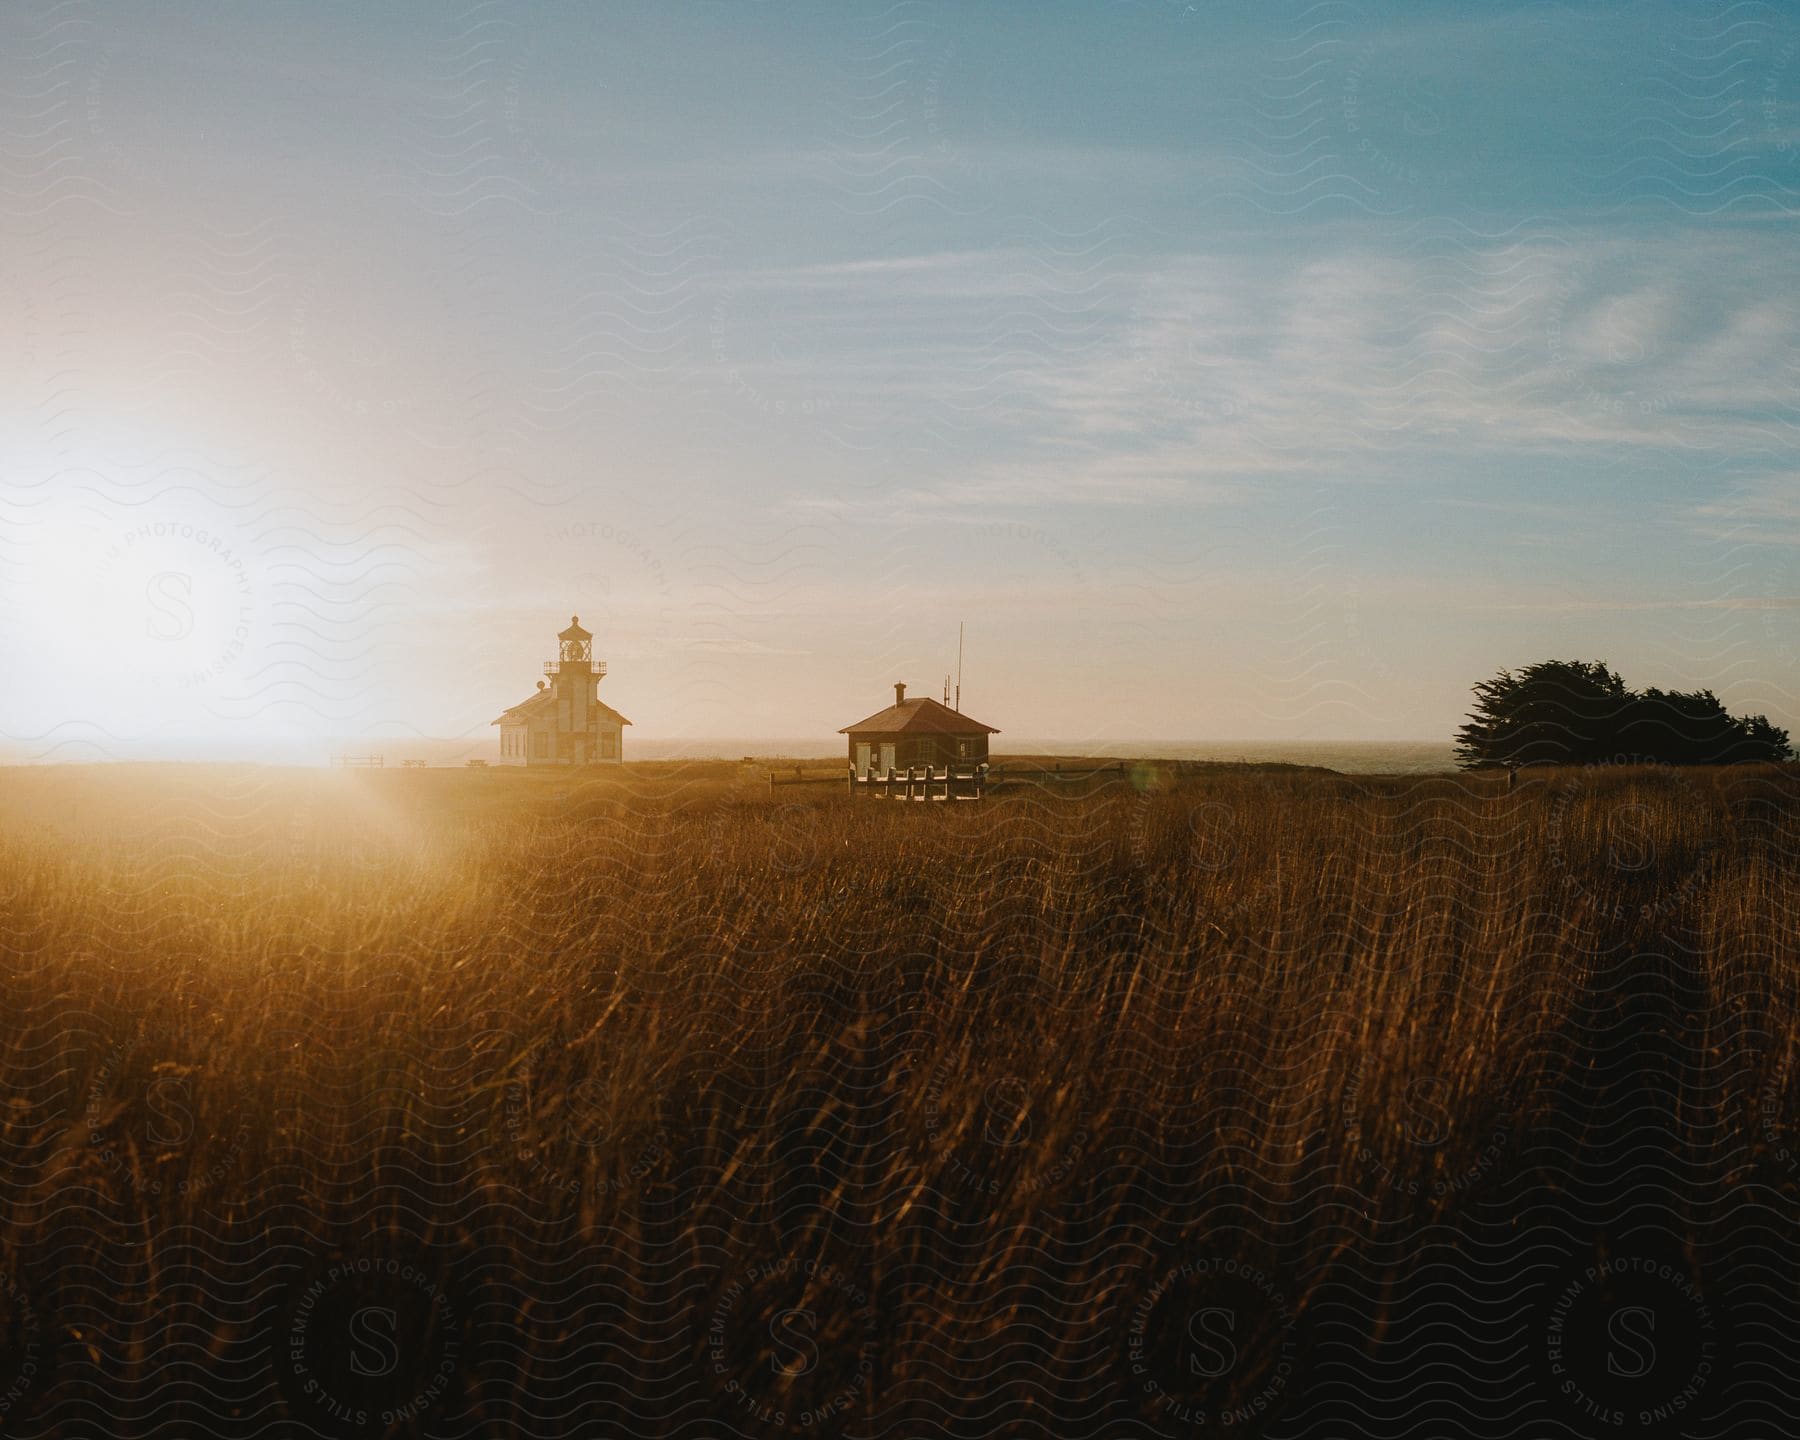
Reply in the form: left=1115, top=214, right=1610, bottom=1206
left=955, top=621, right=963, bottom=712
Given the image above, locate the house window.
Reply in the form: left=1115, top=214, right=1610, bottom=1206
left=533, top=731, right=548, bottom=759
left=957, top=738, right=971, bottom=758
left=600, top=731, right=617, bottom=759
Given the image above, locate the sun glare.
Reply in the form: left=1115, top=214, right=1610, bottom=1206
left=10, top=490, right=258, bottom=746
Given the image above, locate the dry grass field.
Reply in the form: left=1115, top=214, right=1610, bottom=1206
left=1, top=760, right=1798, bottom=1436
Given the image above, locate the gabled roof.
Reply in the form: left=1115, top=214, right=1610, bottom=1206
left=492, top=688, right=553, bottom=725
left=839, top=696, right=999, bottom=736
left=491, top=688, right=631, bottom=726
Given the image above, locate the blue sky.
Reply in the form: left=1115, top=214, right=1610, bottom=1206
left=2, top=0, right=1797, bottom=755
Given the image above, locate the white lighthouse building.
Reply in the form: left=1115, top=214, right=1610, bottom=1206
left=492, top=615, right=630, bottom=765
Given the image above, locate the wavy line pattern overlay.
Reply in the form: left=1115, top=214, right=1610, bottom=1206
left=4, top=0, right=1800, bottom=1435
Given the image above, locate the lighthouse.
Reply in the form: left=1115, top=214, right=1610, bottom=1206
left=491, top=615, right=631, bottom=764
left=549, top=615, right=600, bottom=761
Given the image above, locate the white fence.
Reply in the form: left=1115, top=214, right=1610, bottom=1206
left=848, top=762, right=989, bottom=801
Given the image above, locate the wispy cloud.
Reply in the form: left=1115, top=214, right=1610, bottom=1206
left=1034, top=231, right=1800, bottom=471
left=700, top=227, right=1800, bottom=514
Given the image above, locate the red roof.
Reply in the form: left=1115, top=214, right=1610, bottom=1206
left=492, top=688, right=631, bottom=727
left=839, top=696, right=998, bottom=736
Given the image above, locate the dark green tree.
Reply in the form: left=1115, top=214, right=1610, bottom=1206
left=1736, top=712, right=1795, bottom=764
left=1454, top=659, right=1630, bottom=768
left=1456, top=660, right=1792, bottom=768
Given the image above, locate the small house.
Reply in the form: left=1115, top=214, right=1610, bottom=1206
left=492, top=615, right=630, bottom=765
left=840, top=682, right=999, bottom=776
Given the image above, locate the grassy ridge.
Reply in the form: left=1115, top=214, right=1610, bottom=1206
left=0, top=762, right=1796, bottom=1435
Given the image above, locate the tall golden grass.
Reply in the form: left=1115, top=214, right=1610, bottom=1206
left=0, top=760, right=1794, bottom=1434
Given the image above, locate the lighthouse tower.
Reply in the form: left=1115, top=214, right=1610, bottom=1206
left=547, top=615, right=604, bottom=763
left=491, top=613, right=631, bottom=764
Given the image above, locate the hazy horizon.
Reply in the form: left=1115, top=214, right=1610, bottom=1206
left=4, top=2, right=1798, bottom=759
left=0, top=735, right=1460, bottom=775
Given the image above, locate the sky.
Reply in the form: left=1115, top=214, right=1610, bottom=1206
left=2, top=0, right=1797, bottom=760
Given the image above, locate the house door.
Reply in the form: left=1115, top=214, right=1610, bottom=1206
left=854, top=743, right=871, bottom=777
left=879, top=742, right=896, bottom=775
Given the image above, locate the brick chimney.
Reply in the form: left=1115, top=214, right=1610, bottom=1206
left=894, top=682, right=906, bottom=705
